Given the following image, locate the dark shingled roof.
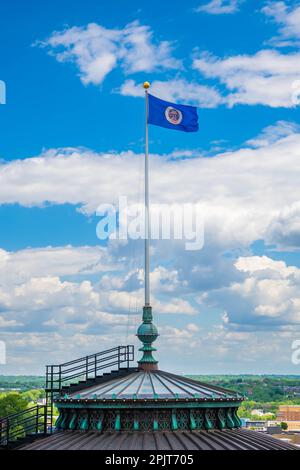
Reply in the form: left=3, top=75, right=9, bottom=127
left=20, top=429, right=297, bottom=451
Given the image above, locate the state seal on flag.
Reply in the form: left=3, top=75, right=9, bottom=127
left=165, top=106, right=183, bottom=125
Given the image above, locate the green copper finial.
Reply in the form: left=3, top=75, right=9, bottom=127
left=137, top=305, right=159, bottom=370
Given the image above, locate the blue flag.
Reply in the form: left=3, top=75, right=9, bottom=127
left=148, top=94, right=199, bottom=133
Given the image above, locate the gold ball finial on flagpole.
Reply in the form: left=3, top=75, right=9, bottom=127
left=143, top=81, right=150, bottom=89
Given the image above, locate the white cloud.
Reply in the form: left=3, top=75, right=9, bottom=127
left=2, top=124, right=300, bottom=372
left=193, top=49, right=300, bottom=107
left=265, top=202, right=300, bottom=250
left=150, top=266, right=186, bottom=293
left=0, top=244, right=196, bottom=341
left=38, top=21, right=181, bottom=86
left=2, top=125, right=300, bottom=250
left=161, top=324, right=200, bottom=349
left=235, top=255, right=299, bottom=278
left=0, top=245, right=113, bottom=285
left=0, top=246, right=298, bottom=373
left=196, top=0, right=242, bottom=15
left=0, top=316, right=22, bottom=328
left=104, top=285, right=195, bottom=316
left=246, top=120, right=300, bottom=147
left=0, top=245, right=125, bottom=333
left=153, top=297, right=197, bottom=315
left=262, top=1, right=300, bottom=46
left=204, top=255, right=300, bottom=330
left=0, top=275, right=100, bottom=316
left=118, top=78, right=223, bottom=108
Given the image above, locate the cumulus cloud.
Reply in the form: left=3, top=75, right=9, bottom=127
left=2, top=124, right=300, bottom=370
left=0, top=245, right=114, bottom=285
left=195, top=0, right=242, bottom=15
left=118, top=79, right=223, bottom=108
left=246, top=120, right=300, bottom=147
left=37, top=21, right=181, bottom=85
left=0, top=245, right=298, bottom=373
left=262, top=1, right=300, bottom=46
left=193, top=49, right=300, bottom=107
left=1, top=126, right=300, bottom=249
left=0, top=244, right=196, bottom=340
left=265, top=202, right=300, bottom=250
left=204, top=255, right=300, bottom=330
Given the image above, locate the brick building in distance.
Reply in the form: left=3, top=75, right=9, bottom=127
left=278, top=405, right=300, bottom=421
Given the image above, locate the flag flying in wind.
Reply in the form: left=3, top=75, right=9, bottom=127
left=148, top=94, right=199, bottom=133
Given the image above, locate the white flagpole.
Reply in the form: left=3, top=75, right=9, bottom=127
left=144, top=82, right=151, bottom=306
left=137, top=81, right=158, bottom=371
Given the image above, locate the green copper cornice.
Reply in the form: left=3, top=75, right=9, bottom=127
left=54, top=406, right=242, bottom=432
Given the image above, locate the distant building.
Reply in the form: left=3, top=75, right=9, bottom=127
left=277, top=405, right=300, bottom=421
left=251, top=409, right=267, bottom=416
left=37, top=398, right=46, bottom=405
left=268, top=418, right=300, bottom=432
left=0, top=387, right=21, bottom=392
left=283, top=386, right=300, bottom=397
left=241, top=419, right=267, bottom=431
left=267, top=425, right=282, bottom=435
left=285, top=421, right=300, bottom=432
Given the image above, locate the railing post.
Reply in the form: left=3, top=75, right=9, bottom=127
left=6, top=418, right=9, bottom=446
left=52, top=365, right=55, bottom=433
left=86, top=356, right=89, bottom=381
left=36, top=406, right=39, bottom=435
left=43, top=405, right=47, bottom=435
left=58, top=365, right=61, bottom=391
left=0, top=419, right=3, bottom=446
left=94, top=354, right=97, bottom=378
left=118, top=346, right=120, bottom=370
left=127, top=346, right=130, bottom=369
left=50, top=392, right=54, bottom=434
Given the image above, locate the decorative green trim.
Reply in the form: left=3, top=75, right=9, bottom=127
left=133, top=417, right=139, bottom=431
left=171, top=410, right=178, bottom=430
left=217, top=409, right=226, bottom=430
left=61, top=412, right=69, bottom=430
left=204, top=410, right=213, bottom=430
left=55, top=401, right=241, bottom=410
left=53, top=405, right=242, bottom=432
left=226, top=408, right=235, bottom=429
left=80, top=416, right=89, bottom=431
left=115, top=412, right=121, bottom=431
left=189, top=411, right=197, bottom=430
left=96, top=416, right=103, bottom=432
left=232, top=408, right=242, bottom=428
left=69, top=413, right=77, bottom=430
left=55, top=412, right=63, bottom=430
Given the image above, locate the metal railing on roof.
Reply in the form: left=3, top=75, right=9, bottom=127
left=0, top=345, right=135, bottom=447
left=45, top=345, right=134, bottom=393
left=45, top=345, right=134, bottom=432
left=0, top=405, right=47, bottom=448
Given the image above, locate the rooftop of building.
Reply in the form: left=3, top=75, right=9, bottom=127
left=19, top=428, right=297, bottom=451
left=56, top=369, right=243, bottom=404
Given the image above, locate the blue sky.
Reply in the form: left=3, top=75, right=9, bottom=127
left=1, top=0, right=300, bottom=374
